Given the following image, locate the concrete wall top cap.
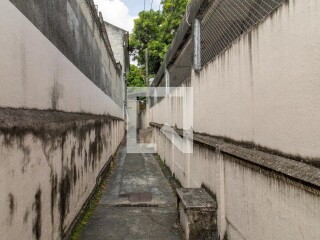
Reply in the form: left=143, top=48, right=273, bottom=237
left=177, top=188, right=217, bottom=209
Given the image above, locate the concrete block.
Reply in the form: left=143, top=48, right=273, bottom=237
left=177, top=188, right=217, bottom=240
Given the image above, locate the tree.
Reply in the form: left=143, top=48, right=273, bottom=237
left=161, top=0, right=190, bottom=45
left=127, top=64, right=146, bottom=87
left=129, top=10, right=164, bottom=75
left=129, top=0, right=190, bottom=77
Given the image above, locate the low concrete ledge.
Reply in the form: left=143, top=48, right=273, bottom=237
left=138, top=128, right=153, bottom=143
left=150, top=122, right=320, bottom=193
left=0, top=107, right=125, bottom=239
left=0, top=107, right=123, bottom=136
left=177, top=188, right=217, bottom=240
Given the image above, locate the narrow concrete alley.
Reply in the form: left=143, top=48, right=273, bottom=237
left=2, top=0, right=320, bottom=239
left=80, top=143, right=182, bottom=240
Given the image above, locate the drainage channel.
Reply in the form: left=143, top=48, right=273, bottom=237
left=115, top=191, right=159, bottom=207
left=114, top=203, right=159, bottom=207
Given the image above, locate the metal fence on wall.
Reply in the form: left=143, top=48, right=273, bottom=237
left=150, top=0, right=288, bottom=107
left=200, top=0, right=287, bottom=67
left=168, top=38, right=194, bottom=88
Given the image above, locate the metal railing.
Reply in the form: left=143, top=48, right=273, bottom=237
left=150, top=0, right=288, bottom=107
left=201, top=0, right=287, bottom=66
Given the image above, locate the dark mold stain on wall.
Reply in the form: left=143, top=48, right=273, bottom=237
left=8, top=193, right=15, bottom=225
left=76, top=126, right=88, bottom=157
left=51, top=173, right=58, bottom=226
left=70, top=145, right=78, bottom=187
left=51, top=81, right=63, bottom=110
left=24, top=210, right=30, bottom=224
left=73, top=164, right=77, bottom=186
left=201, top=183, right=217, bottom=204
left=59, top=167, right=71, bottom=235
left=58, top=121, right=105, bottom=235
left=88, top=121, right=104, bottom=171
left=17, top=138, right=32, bottom=173
left=84, top=149, right=88, bottom=171
left=8, top=193, right=15, bottom=216
left=33, top=189, right=42, bottom=240
left=223, top=232, right=229, bottom=240
left=0, top=108, right=123, bottom=238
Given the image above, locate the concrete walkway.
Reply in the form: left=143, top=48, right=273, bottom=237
left=80, top=144, right=182, bottom=240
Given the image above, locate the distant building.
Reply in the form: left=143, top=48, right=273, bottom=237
left=104, top=22, right=130, bottom=79
left=105, top=22, right=129, bottom=114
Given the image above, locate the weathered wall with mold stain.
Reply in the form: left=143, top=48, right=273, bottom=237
left=193, top=0, right=320, bottom=160
left=0, top=0, right=123, bottom=117
left=151, top=0, right=320, bottom=163
left=151, top=126, right=320, bottom=240
left=0, top=109, right=124, bottom=240
left=0, top=1, right=127, bottom=238
left=149, top=0, right=320, bottom=239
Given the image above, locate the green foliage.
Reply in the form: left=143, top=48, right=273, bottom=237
left=129, top=10, right=164, bottom=75
left=129, top=0, right=190, bottom=77
left=127, top=64, right=146, bottom=87
left=162, top=0, right=190, bottom=44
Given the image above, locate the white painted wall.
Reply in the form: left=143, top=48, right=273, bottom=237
left=150, top=82, right=189, bottom=129
left=149, top=0, right=320, bottom=239
left=0, top=0, right=123, bottom=119
left=224, top=155, right=320, bottom=240
left=138, top=108, right=150, bottom=129
left=105, top=22, right=128, bottom=72
left=152, top=127, right=320, bottom=240
left=193, top=0, right=320, bottom=159
left=151, top=0, right=320, bottom=160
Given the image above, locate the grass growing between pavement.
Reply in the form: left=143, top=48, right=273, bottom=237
left=155, top=155, right=182, bottom=191
left=68, top=162, right=116, bottom=240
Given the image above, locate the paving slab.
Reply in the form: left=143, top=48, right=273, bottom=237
left=80, top=207, right=180, bottom=240
left=80, top=143, right=181, bottom=240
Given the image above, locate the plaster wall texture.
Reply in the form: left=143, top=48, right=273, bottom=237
left=224, top=155, right=320, bottom=240
left=138, top=109, right=150, bottom=130
left=105, top=22, right=129, bottom=74
left=151, top=127, right=320, bottom=240
left=0, top=0, right=123, bottom=117
left=0, top=2, right=127, bottom=238
left=193, top=0, right=320, bottom=159
left=150, top=81, right=189, bottom=129
left=0, top=118, right=124, bottom=240
left=151, top=0, right=320, bottom=160
left=8, top=0, right=124, bottom=106
left=149, top=0, right=320, bottom=238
